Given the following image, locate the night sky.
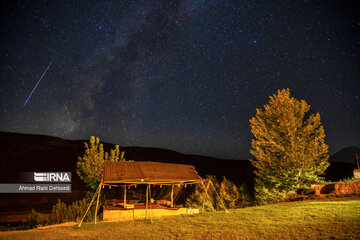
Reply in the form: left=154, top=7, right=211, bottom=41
left=0, top=0, right=359, bottom=159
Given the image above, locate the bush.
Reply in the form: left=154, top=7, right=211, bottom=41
left=28, top=209, right=50, bottom=227
left=186, top=176, right=220, bottom=211
left=237, top=183, right=253, bottom=207
left=254, top=184, right=288, bottom=205
left=186, top=176, right=252, bottom=211
left=220, top=177, right=253, bottom=208
left=29, top=199, right=95, bottom=227
left=220, top=177, right=240, bottom=208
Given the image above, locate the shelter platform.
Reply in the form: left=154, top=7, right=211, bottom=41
left=78, top=161, right=204, bottom=227
left=103, top=204, right=199, bottom=221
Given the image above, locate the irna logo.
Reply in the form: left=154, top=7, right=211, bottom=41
left=34, top=172, right=71, bottom=182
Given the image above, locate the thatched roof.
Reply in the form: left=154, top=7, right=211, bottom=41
left=102, top=161, right=203, bottom=184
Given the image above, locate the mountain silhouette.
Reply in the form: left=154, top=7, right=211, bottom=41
left=329, top=146, right=360, bottom=164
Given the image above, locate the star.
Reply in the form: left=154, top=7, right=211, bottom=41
left=0, top=0, right=358, bottom=159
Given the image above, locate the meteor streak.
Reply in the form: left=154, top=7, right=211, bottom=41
left=23, top=55, right=57, bottom=107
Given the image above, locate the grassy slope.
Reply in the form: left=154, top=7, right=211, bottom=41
left=1, top=199, right=359, bottom=240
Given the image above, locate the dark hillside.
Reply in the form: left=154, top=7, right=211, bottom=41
left=325, top=146, right=360, bottom=181
left=329, top=146, right=360, bottom=164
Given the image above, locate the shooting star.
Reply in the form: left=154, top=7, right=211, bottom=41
left=23, top=55, right=57, bottom=107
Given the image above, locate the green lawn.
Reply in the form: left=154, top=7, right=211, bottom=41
left=1, top=199, right=359, bottom=240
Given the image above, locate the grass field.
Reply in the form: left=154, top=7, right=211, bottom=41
left=1, top=198, right=359, bottom=240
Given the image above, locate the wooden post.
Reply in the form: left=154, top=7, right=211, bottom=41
left=133, top=208, right=135, bottom=222
left=94, top=182, right=102, bottom=224
left=209, top=180, right=228, bottom=212
left=149, top=184, right=153, bottom=223
left=145, top=184, right=148, bottom=219
left=171, top=184, right=174, bottom=207
left=201, top=181, right=210, bottom=211
left=124, top=184, right=127, bottom=208
left=78, top=183, right=101, bottom=227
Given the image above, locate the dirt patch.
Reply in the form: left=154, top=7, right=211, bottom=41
left=35, top=222, right=78, bottom=229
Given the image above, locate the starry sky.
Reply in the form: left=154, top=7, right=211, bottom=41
left=0, top=0, right=359, bottom=159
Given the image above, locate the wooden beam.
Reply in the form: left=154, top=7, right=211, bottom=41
left=124, top=184, right=127, bottom=208
left=149, top=184, right=153, bottom=223
left=171, top=184, right=174, bottom=207
left=201, top=181, right=210, bottom=211
left=209, top=180, right=228, bottom=212
left=94, top=182, right=102, bottom=224
left=78, top=183, right=102, bottom=227
left=145, top=184, right=148, bottom=219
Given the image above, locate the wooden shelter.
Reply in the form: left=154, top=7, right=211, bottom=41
left=79, top=161, right=210, bottom=226
left=102, top=161, right=203, bottom=184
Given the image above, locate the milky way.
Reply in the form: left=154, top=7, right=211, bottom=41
left=0, top=0, right=359, bottom=159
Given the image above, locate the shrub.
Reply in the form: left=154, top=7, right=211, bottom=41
left=220, top=177, right=239, bottom=208
left=28, top=209, right=50, bottom=227
left=186, top=176, right=220, bottom=211
left=237, top=183, right=253, bottom=207
left=254, top=184, right=288, bottom=205
left=186, top=176, right=252, bottom=211
left=29, top=198, right=95, bottom=227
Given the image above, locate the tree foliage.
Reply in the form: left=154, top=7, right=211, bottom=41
left=219, top=177, right=240, bottom=208
left=77, top=136, right=126, bottom=190
left=237, top=182, right=253, bottom=207
left=249, top=89, right=329, bottom=202
left=186, top=176, right=220, bottom=211
left=186, top=176, right=251, bottom=211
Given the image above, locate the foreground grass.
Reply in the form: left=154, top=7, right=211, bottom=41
left=1, top=199, right=359, bottom=240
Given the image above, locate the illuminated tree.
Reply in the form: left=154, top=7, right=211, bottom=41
left=77, top=136, right=126, bottom=190
left=249, top=89, right=329, bottom=203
